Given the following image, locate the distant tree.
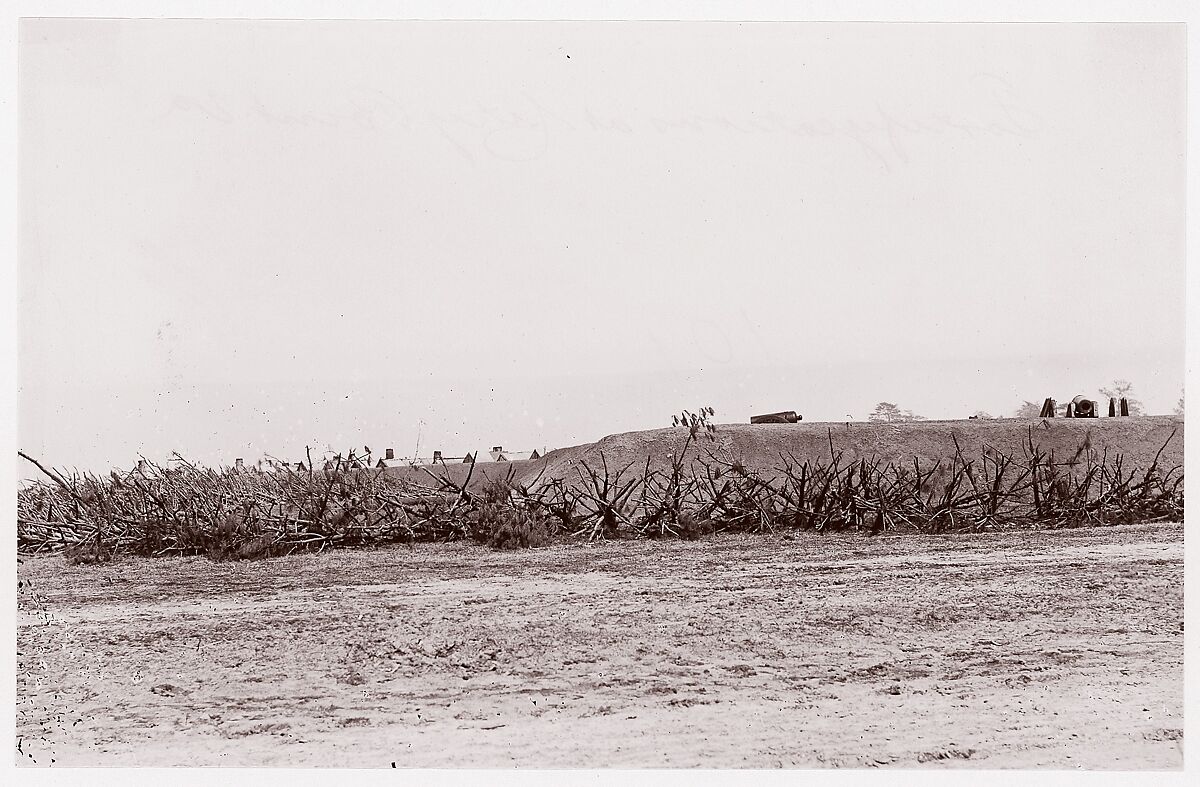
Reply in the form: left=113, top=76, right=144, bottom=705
left=1013, top=400, right=1042, bottom=418
left=1098, top=379, right=1144, bottom=416
left=1174, top=390, right=1184, bottom=416
left=970, top=410, right=994, bottom=419
left=869, top=402, right=925, bottom=423
left=869, top=402, right=902, bottom=422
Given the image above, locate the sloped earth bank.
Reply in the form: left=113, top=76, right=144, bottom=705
left=17, top=523, right=1183, bottom=769
left=354, top=418, right=1183, bottom=494
left=520, top=416, right=1185, bottom=493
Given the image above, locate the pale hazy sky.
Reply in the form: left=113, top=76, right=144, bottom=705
left=18, top=20, right=1186, bottom=472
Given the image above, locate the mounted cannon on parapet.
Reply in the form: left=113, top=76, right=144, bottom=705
left=750, top=410, right=802, bottom=424
left=1037, top=395, right=1132, bottom=418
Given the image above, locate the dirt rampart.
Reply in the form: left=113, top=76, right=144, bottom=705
left=517, top=416, right=1184, bottom=492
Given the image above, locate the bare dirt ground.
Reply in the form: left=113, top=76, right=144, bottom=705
left=16, top=522, right=1183, bottom=769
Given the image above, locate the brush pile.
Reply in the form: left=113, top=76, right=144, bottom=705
left=17, top=426, right=1183, bottom=561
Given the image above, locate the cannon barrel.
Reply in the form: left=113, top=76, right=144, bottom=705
left=1070, top=395, right=1097, bottom=418
left=750, top=410, right=801, bottom=425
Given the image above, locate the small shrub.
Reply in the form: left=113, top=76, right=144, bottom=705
left=676, top=512, right=714, bottom=541
left=64, top=536, right=113, bottom=565
left=179, top=513, right=277, bottom=561
left=485, top=507, right=554, bottom=550
left=472, top=479, right=554, bottom=549
left=235, top=536, right=276, bottom=561
left=131, top=518, right=171, bottom=555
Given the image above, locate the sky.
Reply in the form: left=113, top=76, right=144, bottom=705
left=18, top=19, right=1186, bottom=474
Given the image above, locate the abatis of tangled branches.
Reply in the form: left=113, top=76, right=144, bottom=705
left=17, top=427, right=1183, bottom=562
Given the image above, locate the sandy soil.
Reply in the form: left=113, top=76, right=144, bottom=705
left=16, top=523, right=1183, bottom=769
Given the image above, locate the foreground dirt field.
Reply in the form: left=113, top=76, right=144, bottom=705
left=16, top=523, right=1183, bottom=769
